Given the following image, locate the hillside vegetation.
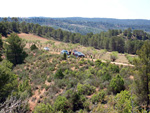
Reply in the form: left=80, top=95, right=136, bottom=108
left=0, top=18, right=150, bottom=55
left=0, top=18, right=150, bottom=113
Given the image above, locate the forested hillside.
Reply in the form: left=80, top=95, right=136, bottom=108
left=0, top=18, right=150, bottom=54
left=0, top=17, right=150, bottom=35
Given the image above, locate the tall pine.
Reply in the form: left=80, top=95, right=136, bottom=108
left=134, top=41, right=150, bottom=111
left=4, top=33, right=27, bottom=65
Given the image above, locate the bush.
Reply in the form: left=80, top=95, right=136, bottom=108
left=125, top=53, right=134, bottom=64
left=54, top=69, right=64, bottom=79
left=109, top=74, right=125, bottom=94
left=30, top=44, right=38, bottom=51
left=95, top=59, right=102, bottom=67
left=110, top=51, right=118, bottom=62
left=108, top=64, right=119, bottom=73
left=115, top=90, right=133, bottom=113
left=91, top=90, right=105, bottom=104
left=97, top=67, right=111, bottom=82
left=34, top=103, right=54, bottom=113
left=77, top=83, right=96, bottom=95
left=54, top=96, right=71, bottom=113
left=66, top=91, right=86, bottom=112
left=49, top=67, right=55, bottom=71
left=87, top=60, right=94, bottom=66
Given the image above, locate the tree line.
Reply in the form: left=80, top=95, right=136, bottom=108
left=0, top=18, right=150, bottom=54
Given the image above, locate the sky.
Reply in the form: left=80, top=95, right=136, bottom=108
left=0, top=0, right=150, bottom=19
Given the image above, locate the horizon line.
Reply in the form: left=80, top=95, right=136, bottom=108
left=0, top=16, right=150, bottom=20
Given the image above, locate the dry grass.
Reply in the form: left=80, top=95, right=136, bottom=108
left=18, top=33, right=48, bottom=43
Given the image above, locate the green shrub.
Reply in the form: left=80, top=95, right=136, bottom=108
left=125, top=53, right=135, bottom=64
left=30, top=44, right=38, bottom=51
left=49, top=67, right=55, bottom=71
left=67, top=91, right=86, bottom=112
left=91, top=90, right=105, bottom=104
left=79, top=60, right=84, bottom=66
left=34, top=103, right=54, bottom=113
left=87, top=60, right=94, bottom=66
left=114, top=90, right=134, bottom=113
left=54, top=69, right=64, bottom=79
left=0, top=62, right=18, bottom=102
left=97, top=67, right=111, bottom=81
left=110, top=51, right=118, bottom=62
left=95, top=59, right=102, bottom=67
left=54, top=96, right=71, bottom=113
left=109, top=74, right=125, bottom=94
left=108, top=64, right=119, bottom=73
left=18, top=80, right=32, bottom=96
left=77, top=83, right=96, bottom=95
left=48, top=76, right=52, bottom=82
left=120, top=67, right=130, bottom=78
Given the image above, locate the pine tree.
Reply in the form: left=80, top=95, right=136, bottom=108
left=4, top=33, right=27, bottom=65
left=134, top=41, right=150, bottom=111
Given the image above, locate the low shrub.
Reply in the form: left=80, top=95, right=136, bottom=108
left=54, top=96, right=71, bottom=113
left=30, top=44, right=38, bottom=51
left=34, top=103, right=54, bottom=113
left=54, top=69, right=64, bottom=79
left=77, top=83, right=96, bottom=95
left=91, top=90, right=105, bottom=104
left=110, top=51, right=118, bottom=62
left=109, top=74, right=125, bottom=94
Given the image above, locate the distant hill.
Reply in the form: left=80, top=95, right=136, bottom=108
left=0, top=17, right=150, bottom=35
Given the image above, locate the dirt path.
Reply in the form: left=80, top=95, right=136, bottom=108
left=110, top=61, right=134, bottom=67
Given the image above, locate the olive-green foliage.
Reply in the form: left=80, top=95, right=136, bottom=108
left=110, top=51, right=118, bottom=62
left=30, top=44, right=38, bottom=51
left=115, top=90, right=133, bottom=113
left=120, top=67, right=130, bottom=78
left=18, top=80, right=32, bottom=97
left=0, top=60, right=18, bottom=102
left=65, top=90, right=86, bottom=111
left=91, top=90, right=105, bottom=104
left=54, top=69, right=64, bottom=79
left=125, top=53, right=134, bottom=64
left=34, top=103, right=54, bottom=113
left=95, top=59, right=102, bottom=67
left=0, top=34, right=2, bottom=49
left=77, top=83, right=96, bottom=95
left=97, top=67, right=111, bottom=82
left=134, top=41, right=150, bottom=108
left=108, top=64, right=119, bottom=73
left=4, top=33, right=27, bottom=65
left=0, top=60, right=13, bottom=69
left=62, top=53, right=67, bottom=60
left=109, top=74, right=124, bottom=94
left=0, top=34, right=3, bottom=61
left=54, top=96, right=70, bottom=113
left=0, top=22, right=7, bottom=37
